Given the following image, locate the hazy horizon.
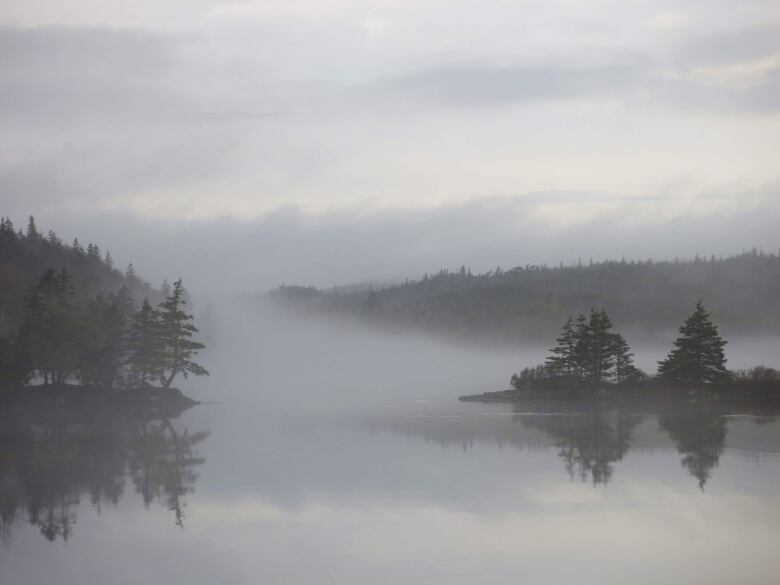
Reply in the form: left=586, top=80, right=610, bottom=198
left=2, top=0, right=779, bottom=294
left=3, top=3, right=780, bottom=581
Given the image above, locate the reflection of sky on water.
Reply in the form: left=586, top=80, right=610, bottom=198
left=3, top=304, right=780, bottom=583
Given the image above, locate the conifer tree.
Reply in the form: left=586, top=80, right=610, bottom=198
left=127, top=299, right=164, bottom=387
left=572, top=313, right=591, bottom=378
left=658, top=302, right=730, bottom=383
left=19, top=269, right=80, bottom=384
left=582, top=309, right=616, bottom=386
left=26, top=216, right=38, bottom=240
left=610, top=333, right=640, bottom=384
left=71, top=238, right=86, bottom=259
left=157, top=279, right=208, bottom=389
left=46, top=230, right=61, bottom=246
left=79, top=294, right=127, bottom=388
left=545, top=316, right=578, bottom=376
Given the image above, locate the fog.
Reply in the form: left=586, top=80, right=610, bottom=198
left=3, top=0, right=780, bottom=582
left=184, top=297, right=541, bottom=411
left=186, top=297, right=780, bottom=411
left=5, top=298, right=780, bottom=584
left=13, top=198, right=780, bottom=296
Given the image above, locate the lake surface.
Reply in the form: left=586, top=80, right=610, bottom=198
left=2, top=303, right=780, bottom=584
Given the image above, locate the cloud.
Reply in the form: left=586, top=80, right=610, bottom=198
left=0, top=7, right=778, bottom=228
left=368, top=63, right=642, bottom=108
left=13, top=185, right=778, bottom=295
left=0, top=26, right=191, bottom=122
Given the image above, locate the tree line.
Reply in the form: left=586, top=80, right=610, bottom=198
left=0, top=269, right=208, bottom=391
left=511, top=301, right=756, bottom=391
left=270, top=250, right=780, bottom=343
left=1, top=215, right=159, bottom=337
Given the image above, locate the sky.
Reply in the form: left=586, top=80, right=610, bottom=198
left=1, top=0, right=779, bottom=292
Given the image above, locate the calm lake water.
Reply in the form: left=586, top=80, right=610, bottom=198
left=2, top=303, right=780, bottom=584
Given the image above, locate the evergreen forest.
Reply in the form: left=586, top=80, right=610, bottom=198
left=270, top=251, right=780, bottom=343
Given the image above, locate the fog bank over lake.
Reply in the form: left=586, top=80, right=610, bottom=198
left=3, top=298, right=780, bottom=585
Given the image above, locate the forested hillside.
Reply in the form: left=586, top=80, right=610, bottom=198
left=0, top=216, right=208, bottom=391
left=0, top=216, right=158, bottom=336
left=269, top=251, right=780, bottom=343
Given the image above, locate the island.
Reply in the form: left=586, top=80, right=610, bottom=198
left=0, top=217, right=208, bottom=410
left=460, top=302, right=780, bottom=411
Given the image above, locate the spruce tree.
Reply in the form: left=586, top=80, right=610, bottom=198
left=79, top=294, right=127, bottom=388
left=572, top=313, right=591, bottom=379
left=126, top=263, right=137, bottom=281
left=26, top=216, right=38, bottom=240
left=610, top=333, right=640, bottom=384
left=127, top=299, right=164, bottom=387
left=545, top=316, right=578, bottom=376
left=157, top=279, right=208, bottom=389
left=658, top=302, right=729, bottom=383
left=19, top=269, right=80, bottom=384
left=582, top=309, right=616, bottom=386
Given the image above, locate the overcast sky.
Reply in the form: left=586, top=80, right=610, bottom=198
left=1, top=0, right=779, bottom=292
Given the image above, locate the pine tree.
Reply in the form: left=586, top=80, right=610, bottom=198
left=114, top=285, right=136, bottom=322
left=610, top=333, right=641, bottom=384
left=157, top=279, right=208, bottom=389
left=72, top=238, right=85, bottom=258
left=78, top=294, right=128, bottom=388
left=26, top=216, right=38, bottom=240
left=583, top=309, right=616, bottom=386
left=46, top=230, right=61, bottom=246
left=127, top=299, right=164, bottom=387
left=572, top=313, right=591, bottom=379
left=658, top=302, right=730, bottom=383
left=19, top=269, right=80, bottom=384
left=545, top=316, right=578, bottom=376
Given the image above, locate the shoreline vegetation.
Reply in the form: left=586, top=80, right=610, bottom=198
left=461, top=302, right=780, bottom=405
left=0, top=217, right=208, bottom=409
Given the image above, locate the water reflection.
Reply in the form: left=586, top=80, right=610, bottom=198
left=518, top=410, right=642, bottom=485
left=657, top=409, right=726, bottom=489
left=365, top=400, right=780, bottom=488
left=0, top=408, right=208, bottom=542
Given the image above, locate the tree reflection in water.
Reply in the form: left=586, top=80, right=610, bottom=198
left=657, top=408, right=727, bottom=490
left=366, top=399, right=776, bottom=488
left=0, top=409, right=208, bottom=542
left=518, top=409, right=642, bottom=485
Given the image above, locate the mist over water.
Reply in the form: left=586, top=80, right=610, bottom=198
left=185, top=298, right=542, bottom=412
left=3, top=300, right=780, bottom=584
left=3, top=0, right=779, bottom=580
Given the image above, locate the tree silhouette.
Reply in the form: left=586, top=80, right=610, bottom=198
left=545, top=316, right=578, bottom=376
left=658, top=302, right=730, bottom=383
left=610, top=333, right=641, bottom=384
left=127, top=299, right=165, bottom=387
left=542, top=309, right=639, bottom=387
left=157, top=279, right=208, bottom=389
left=19, top=269, right=80, bottom=385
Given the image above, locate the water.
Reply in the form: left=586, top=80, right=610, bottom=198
left=2, top=303, right=780, bottom=584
